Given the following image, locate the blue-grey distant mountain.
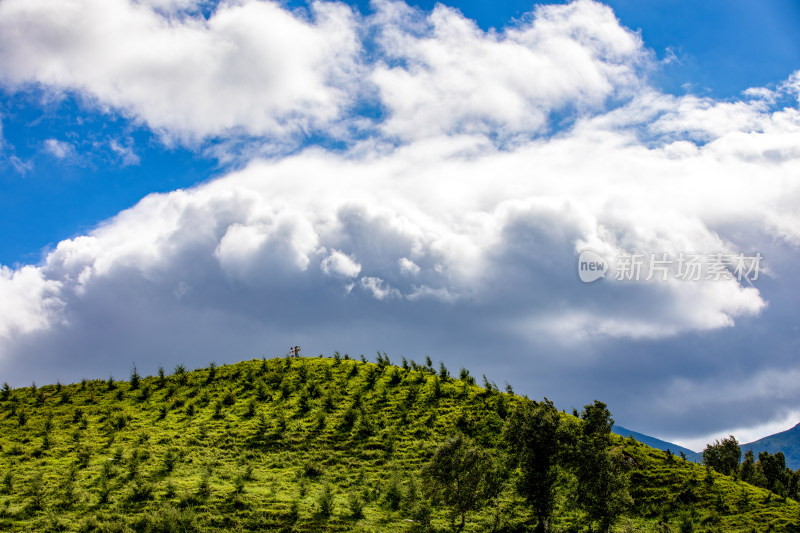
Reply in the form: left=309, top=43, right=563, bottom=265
left=613, top=425, right=697, bottom=457
left=740, top=423, right=800, bottom=470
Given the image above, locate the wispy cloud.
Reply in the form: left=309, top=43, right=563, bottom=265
left=42, top=138, right=77, bottom=160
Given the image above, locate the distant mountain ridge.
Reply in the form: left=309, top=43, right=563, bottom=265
left=741, top=422, right=800, bottom=470
left=615, top=422, right=800, bottom=470
left=612, top=425, right=697, bottom=457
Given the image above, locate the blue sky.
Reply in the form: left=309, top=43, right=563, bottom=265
left=1, top=0, right=799, bottom=450
left=3, top=0, right=799, bottom=266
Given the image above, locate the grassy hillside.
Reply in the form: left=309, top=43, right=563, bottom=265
left=0, top=354, right=798, bottom=532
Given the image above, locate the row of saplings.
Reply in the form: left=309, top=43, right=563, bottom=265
left=419, top=399, right=631, bottom=533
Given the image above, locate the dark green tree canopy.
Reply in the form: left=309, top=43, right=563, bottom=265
left=702, top=435, right=741, bottom=476
left=503, top=398, right=563, bottom=532
left=422, top=432, right=499, bottom=529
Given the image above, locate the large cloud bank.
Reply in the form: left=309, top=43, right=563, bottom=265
left=1, top=0, right=799, bottom=442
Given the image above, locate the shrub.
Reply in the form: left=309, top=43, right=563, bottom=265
left=317, top=482, right=335, bottom=518
left=76, top=445, right=92, bottom=468
left=127, top=452, right=140, bottom=480
left=354, top=413, right=376, bottom=439
left=296, top=391, right=310, bottom=415
left=1, top=470, right=12, bottom=494
left=196, top=471, right=212, bottom=501
left=130, top=364, right=141, bottom=390
left=245, top=399, right=257, bottom=418
left=314, top=411, right=327, bottom=431
left=431, top=378, right=442, bottom=400
left=163, top=448, right=179, bottom=473
left=111, top=414, right=126, bottom=431
left=255, top=381, right=269, bottom=401
left=406, top=474, right=420, bottom=507
left=97, top=476, right=111, bottom=505
left=133, top=385, right=149, bottom=402
left=302, top=460, right=324, bottom=478
left=232, top=475, right=246, bottom=495
left=222, top=389, right=236, bottom=406
left=384, top=473, right=403, bottom=511
left=409, top=501, right=433, bottom=532
left=206, top=361, right=217, bottom=384
left=288, top=498, right=300, bottom=523
left=438, top=362, right=450, bottom=381
left=60, top=468, right=78, bottom=508
left=348, top=491, right=365, bottom=519
left=340, top=406, right=358, bottom=431
left=164, top=482, right=177, bottom=499
left=147, top=504, right=198, bottom=533
left=173, top=365, right=187, bottom=386
left=27, top=471, right=45, bottom=511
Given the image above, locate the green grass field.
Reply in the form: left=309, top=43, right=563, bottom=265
left=0, top=354, right=798, bottom=532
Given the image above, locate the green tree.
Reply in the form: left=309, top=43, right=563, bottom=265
left=757, top=451, right=786, bottom=493
left=787, top=470, right=800, bottom=501
left=503, top=398, right=562, bottom=533
left=575, top=401, right=632, bottom=533
left=129, top=364, right=141, bottom=390
left=702, top=435, right=740, bottom=476
left=739, top=449, right=756, bottom=485
left=422, top=433, right=498, bottom=530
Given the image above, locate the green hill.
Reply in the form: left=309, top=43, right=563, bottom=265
left=0, top=354, right=798, bottom=532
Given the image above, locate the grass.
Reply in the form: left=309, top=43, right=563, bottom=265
left=0, top=354, right=797, bottom=532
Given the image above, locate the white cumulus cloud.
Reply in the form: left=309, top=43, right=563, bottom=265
left=371, top=0, right=647, bottom=141
left=0, top=0, right=799, bottom=446
left=0, top=0, right=361, bottom=145
left=321, top=250, right=362, bottom=278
